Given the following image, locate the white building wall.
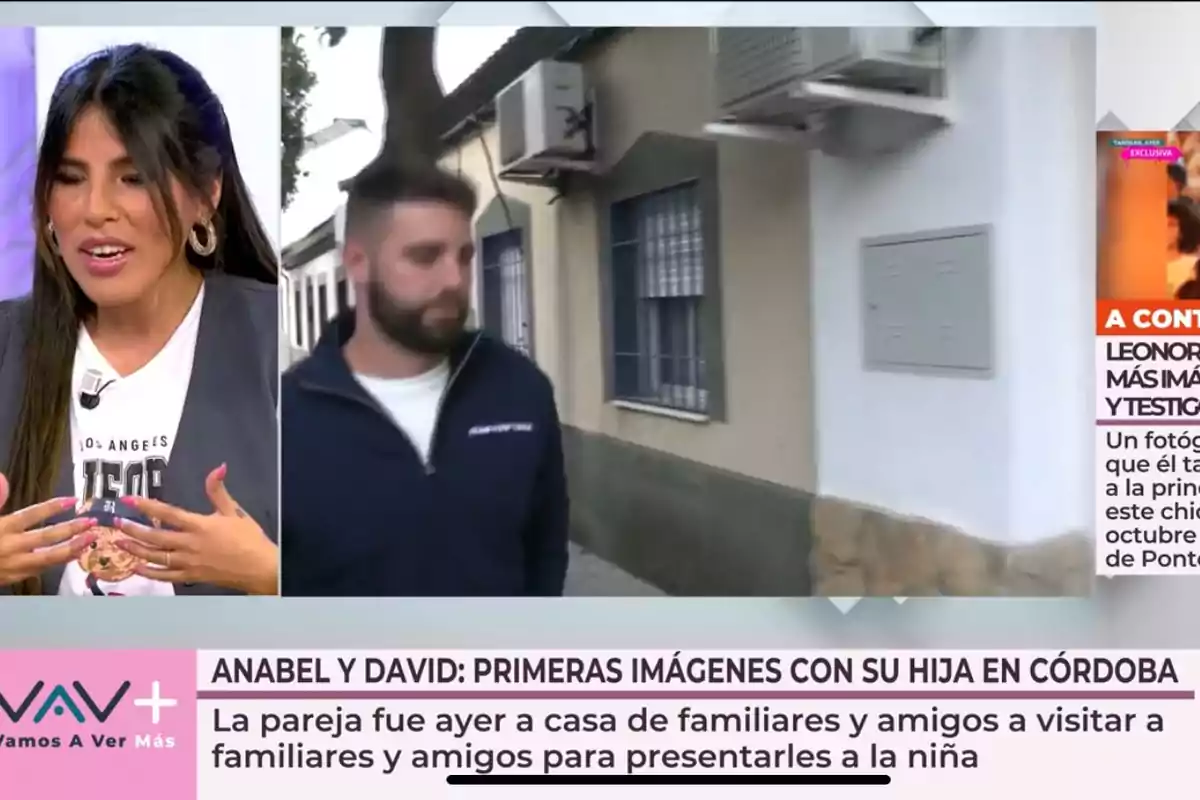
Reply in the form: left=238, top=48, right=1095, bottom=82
left=809, top=28, right=1094, bottom=546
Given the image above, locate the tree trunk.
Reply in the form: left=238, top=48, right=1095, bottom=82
left=378, top=27, right=445, bottom=167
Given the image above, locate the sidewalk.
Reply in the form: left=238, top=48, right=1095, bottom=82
left=564, top=543, right=666, bottom=597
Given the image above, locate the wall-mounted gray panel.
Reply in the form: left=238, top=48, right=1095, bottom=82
left=861, top=225, right=993, bottom=377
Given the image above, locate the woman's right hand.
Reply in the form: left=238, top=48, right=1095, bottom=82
left=0, top=474, right=98, bottom=587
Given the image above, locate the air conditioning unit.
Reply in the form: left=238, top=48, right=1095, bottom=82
left=715, top=27, right=945, bottom=111
left=496, top=59, right=593, bottom=175
left=708, top=27, right=952, bottom=157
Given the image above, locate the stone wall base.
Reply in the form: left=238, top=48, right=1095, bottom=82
left=811, top=496, right=1093, bottom=597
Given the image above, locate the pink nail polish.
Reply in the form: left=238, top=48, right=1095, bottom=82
left=119, top=496, right=137, bottom=505
left=60, top=498, right=77, bottom=509
left=216, top=463, right=228, bottom=480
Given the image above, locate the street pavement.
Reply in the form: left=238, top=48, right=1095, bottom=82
left=563, top=543, right=666, bottom=597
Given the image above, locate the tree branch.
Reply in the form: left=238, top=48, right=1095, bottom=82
left=379, top=27, right=445, bottom=166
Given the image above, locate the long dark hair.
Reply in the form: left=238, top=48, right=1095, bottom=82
left=6, top=45, right=277, bottom=593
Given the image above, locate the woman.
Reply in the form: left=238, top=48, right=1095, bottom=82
left=1167, top=198, right=1200, bottom=296
left=0, top=44, right=279, bottom=596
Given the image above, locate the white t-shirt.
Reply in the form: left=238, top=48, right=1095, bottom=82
left=354, top=361, right=450, bottom=465
left=59, top=284, right=205, bottom=597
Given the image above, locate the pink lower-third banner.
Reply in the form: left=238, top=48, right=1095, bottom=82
left=3, top=648, right=1198, bottom=798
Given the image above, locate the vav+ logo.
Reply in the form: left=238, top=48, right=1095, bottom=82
left=0, top=681, right=130, bottom=724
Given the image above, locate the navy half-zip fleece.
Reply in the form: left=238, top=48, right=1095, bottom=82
left=280, top=312, right=569, bottom=597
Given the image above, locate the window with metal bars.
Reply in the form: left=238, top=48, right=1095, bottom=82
left=609, top=181, right=708, bottom=414
left=480, top=228, right=532, bottom=356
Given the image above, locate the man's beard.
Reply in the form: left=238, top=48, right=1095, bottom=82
left=365, top=274, right=469, bottom=356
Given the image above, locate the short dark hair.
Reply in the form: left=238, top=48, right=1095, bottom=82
left=1169, top=162, right=1187, bottom=190
left=1170, top=198, right=1200, bottom=253
left=343, top=161, right=478, bottom=241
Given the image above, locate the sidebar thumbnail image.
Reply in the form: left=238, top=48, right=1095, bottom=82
left=1097, top=130, right=1200, bottom=300
left=1095, top=130, right=1200, bottom=578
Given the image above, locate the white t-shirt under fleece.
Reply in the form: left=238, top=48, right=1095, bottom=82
left=59, top=284, right=205, bottom=597
left=354, top=360, right=450, bottom=466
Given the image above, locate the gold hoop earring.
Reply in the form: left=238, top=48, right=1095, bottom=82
left=188, top=218, right=217, bottom=257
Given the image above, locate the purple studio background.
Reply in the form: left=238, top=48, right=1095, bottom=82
left=0, top=27, right=37, bottom=301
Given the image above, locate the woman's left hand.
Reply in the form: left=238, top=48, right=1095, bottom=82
left=114, top=464, right=278, bottom=595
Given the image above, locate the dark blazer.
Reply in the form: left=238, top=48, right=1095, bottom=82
left=0, top=271, right=278, bottom=596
